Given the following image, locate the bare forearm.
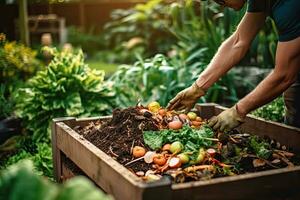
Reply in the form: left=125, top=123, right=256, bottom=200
left=238, top=36, right=300, bottom=116
left=196, top=33, right=249, bottom=90
left=237, top=71, right=296, bottom=116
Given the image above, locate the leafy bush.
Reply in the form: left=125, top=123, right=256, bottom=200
left=0, top=160, right=113, bottom=200
left=252, top=97, right=285, bottom=122
left=67, top=26, right=106, bottom=56
left=15, top=48, right=116, bottom=142
left=103, top=0, right=175, bottom=63
left=0, top=36, right=42, bottom=95
left=0, top=141, right=53, bottom=178
left=111, top=54, right=192, bottom=107
left=0, top=84, right=13, bottom=119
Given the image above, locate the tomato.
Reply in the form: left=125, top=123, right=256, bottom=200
left=196, top=116, right=202, bottom=122
left=158, top=108, right=167, bottom=116
left=168, top=121, right=183, bottom=130
left=153, top=154, right=167, bottom=166
left=162, top=143, right=171, bottom=152
left=191, top=120, right=202, bottom=127
left=179, top=114, right=188, bottom=121
left=132, top=146, right=146, bottom=158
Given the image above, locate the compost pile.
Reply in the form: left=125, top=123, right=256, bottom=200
left=75, top=107, right=159, bottom=172
left=76, top=103, right=300, bottom=183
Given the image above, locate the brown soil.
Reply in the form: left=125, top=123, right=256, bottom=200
left=75, top=107, right=159, bottom=172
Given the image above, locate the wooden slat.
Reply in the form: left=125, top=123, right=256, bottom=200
left=195, top=103, right=218, bottom=119
left=51, top=117, right=76, bottom=182
left=172, top=167, right=300, bottom=199
left=61, top=161, right=75, bottom=181
left=72, top=116, right=111, bottom=128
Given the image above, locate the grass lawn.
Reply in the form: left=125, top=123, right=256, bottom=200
left=86, top=60, right=119, bottom=76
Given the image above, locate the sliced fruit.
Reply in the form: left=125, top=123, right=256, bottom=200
left=169, top=157, right=182, bottom=168
left=144, top=151, right=156, bottom=164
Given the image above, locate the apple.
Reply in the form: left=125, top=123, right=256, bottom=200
left=187, top=112, right=197, bottom=121
left=170, top=141, right=183, bottom=154
left=147, top=101, right=160, bottom=113
left=177, top=153, right=190, bottom=164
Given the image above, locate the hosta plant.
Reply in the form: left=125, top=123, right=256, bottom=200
left=15, top=48, right=116, bottom=142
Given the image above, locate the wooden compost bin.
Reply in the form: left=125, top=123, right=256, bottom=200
left=51, top=103, right=300, bottom=200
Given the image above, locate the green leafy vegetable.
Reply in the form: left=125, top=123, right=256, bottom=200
left=143, top=125, right=215, bottom=152
left=249, top=136, right=272, bottom=159
left=143, top=130, right=163, bottom=150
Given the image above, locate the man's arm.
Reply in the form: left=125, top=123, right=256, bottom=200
left=167, top=12, right=266, bottom=111
left=237, top=36, right=300, bottom=116
left=196, top=12, right=266, bottom=90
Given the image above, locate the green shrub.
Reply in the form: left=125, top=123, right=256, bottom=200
left=0, top=36, right=42, bottom=95
left=1, top=141, right=53, bottom=178
left=67, top=26, right=106, bottom=56
left=103, top=0, right=175, bottom=63
left=252, top=97, right=285, bottom=122
left=0, top=84, right=13, bottom=119
left=15, top=48, right=116, bottom=142
left=111, top=53, right=213, bottom=107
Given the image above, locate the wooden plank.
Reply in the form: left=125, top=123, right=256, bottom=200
left=172, top=167, right=300, bottom=199
left=195, top=103, right=218, bottom=119
left=51, top=117, right=76, bottom=182
left=61, top=161, right=75, bottom=181
left=72, top=116, right=111, bottom=128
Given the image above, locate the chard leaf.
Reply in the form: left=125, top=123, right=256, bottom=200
left=249, top=136, right=272, bottom=159
left=143, top=131, right=164, bottom=150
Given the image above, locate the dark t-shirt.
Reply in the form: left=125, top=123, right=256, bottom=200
left=247, top=0, right=300, bottom=41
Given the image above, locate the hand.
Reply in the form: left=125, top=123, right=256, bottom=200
left=208, top=105, right=245, bottom=132
left=167, top=82, right=205, bottom=112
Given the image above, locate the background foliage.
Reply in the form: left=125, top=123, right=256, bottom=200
left=0, top=160, right=112, bottom=200
left=15, top=47, right=116, bottom=143
left=252, top=97, right=285, bottom=122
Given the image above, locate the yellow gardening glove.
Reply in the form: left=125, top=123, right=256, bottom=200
left=208, top=105, right=245, bottom=132
left=167, top=82, right=206, bottom=112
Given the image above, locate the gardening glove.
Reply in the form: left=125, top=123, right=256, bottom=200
left=208, top=105, right=245, bottom=132
left=167, top=82, right=206, bottom=112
